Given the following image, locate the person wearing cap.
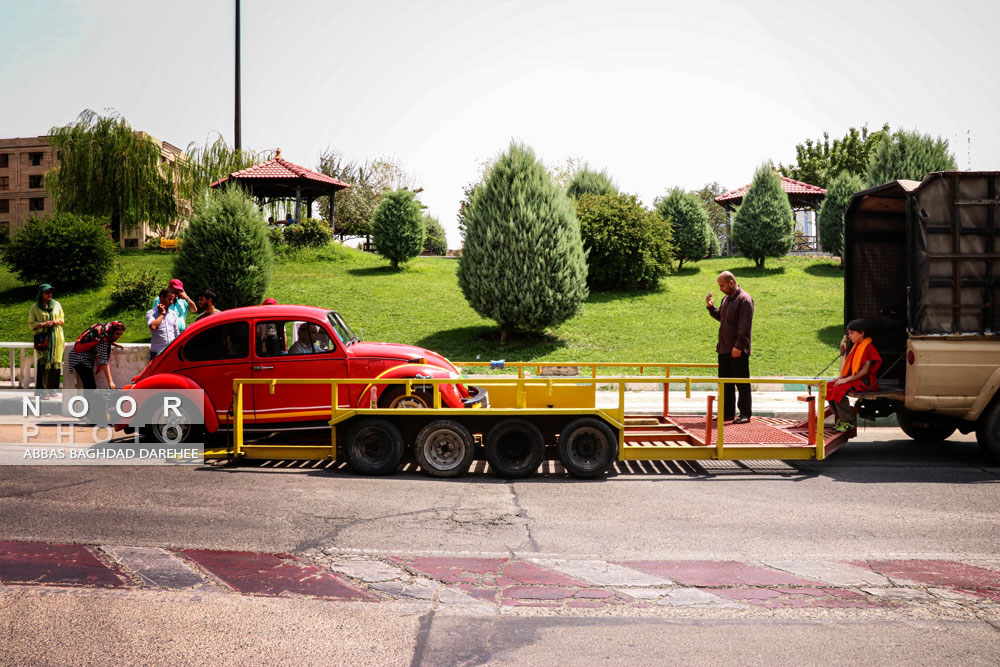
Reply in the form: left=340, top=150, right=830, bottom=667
left=261, top=298, right=277, bottom=305
left=147, top=289, right=181, bottom=360
left=28, top=283, right=65, bottom=392
left=152, top=279, right=196, bottom=332
left=69, top=321, right=125, bottom=389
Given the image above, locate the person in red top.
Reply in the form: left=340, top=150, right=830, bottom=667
left=828, top=319, right=882, bottom=432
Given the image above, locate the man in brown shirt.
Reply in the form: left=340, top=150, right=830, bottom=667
left=706, top=271, right=754, bottom=423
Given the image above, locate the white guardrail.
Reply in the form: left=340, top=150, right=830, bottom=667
left=0, top=342, right=151, bottom=390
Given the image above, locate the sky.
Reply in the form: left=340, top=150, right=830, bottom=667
left=3, top=0, right=998, bottom=247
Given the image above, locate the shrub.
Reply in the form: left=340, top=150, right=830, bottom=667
left=422, top=214, right=448, bottom=255
left=458, top=142, right=588, bottom=339
left=708, top=232, right=721, bottom=257
left=109, top=262, right=160, bottom=310
left=865, top=129, right=956, bottom=187
left=656, top=188, right=710, bottom=270
left=818, top=170, right=865, bottom=259
left=732, top=163, right=794, bottom=269
left=2, top=213, right=116, bottom=288
left=576, top=192, right=674, bottom=290
left=566, top=168, right=617, bottom=199
left=174, top=187, right=273, bottom=309
left=284, top=218, right=331, bottom=248
left=268, top=226, right=286, bottom=249
left=371, top=189, right=425, bottom=269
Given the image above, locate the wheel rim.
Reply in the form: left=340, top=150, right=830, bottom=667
left=354, top=427, right=393, bottom=465
left=422, top=428, right=467, bottom=471
left=566, top=426, right=609, bottom=471
left=389, top=394, right=429, bottom=409
left=152, top=408, right=191, bottom=443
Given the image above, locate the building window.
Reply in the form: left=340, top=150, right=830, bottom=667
left=0, top=199, right=9, bottom=213
left=0, top=154, right=8, bottom=168
left=29, top=152, right=43, bottom=166
left=56, top=151, right=62, bottom=161
left=0, top=176, right=8, bottom=191
left=29, top=198, right=45, bottom=211
left=29, top=175, right=43, bottom=189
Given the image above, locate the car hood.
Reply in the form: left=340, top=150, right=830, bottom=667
left=349, top=342, right=458, bottom=372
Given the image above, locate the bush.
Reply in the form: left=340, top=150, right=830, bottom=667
left=656, top=188, right=710, bottom=270
left=422, top=214, right=448, bottom=255
left=174, top=187, right=273, bottom=309
left=284, top=218, right=331, bottom=248
left=818, top=170, right=865, bottom=259
left=566, top=168, right=617, bottom=199
left=865, top=129, right=956, bottom=187
left=576, top=192, right=674, bottom=290
left=708, top=232, right=721, bottom=257
left=267, top=226, right=286, bottom=249
left=458, top=142, right=588, bottom=339
left=732, top=163, right=794, bottom=269
left=2, top=213, right=116, bottom=288
left=372, top=190, right=425, bottom=269
left=109, top=262, right=160, bottom=310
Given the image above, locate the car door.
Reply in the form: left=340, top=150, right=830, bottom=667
left=250, top=317, right=349, bottom=425
left=174, top=320, right=252, bottom=427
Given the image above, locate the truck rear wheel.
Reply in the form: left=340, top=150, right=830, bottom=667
left=897, top=409, right=956, bottom=443
left=975, top=402, right=1000, bottom=463
left=344, top=418, right=404, bottom=476
left=485, top=419, right=545, bottom=479
left=415, top=420, right=475, bottom=478
left=558, top=418, right=617, bottom=479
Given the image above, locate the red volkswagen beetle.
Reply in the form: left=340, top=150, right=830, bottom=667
left=127, top=305, right=486, bottom=443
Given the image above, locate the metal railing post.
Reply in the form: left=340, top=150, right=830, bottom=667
left=817, top=380, right=826, bottom=459
left=716, top=380, right=725, bottom=459
left=663, top=366, right=671, bottom=417
left=234, top=382, right=244, bottom=457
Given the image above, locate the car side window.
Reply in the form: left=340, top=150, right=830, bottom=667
left=183, top=322, right=249, bottom=362
left=285, top=320, right=334, bottom=356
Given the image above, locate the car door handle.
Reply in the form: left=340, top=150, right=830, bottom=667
left=252, top=366, right=274, bottom=371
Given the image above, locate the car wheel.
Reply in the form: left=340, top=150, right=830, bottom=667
left=897, top=409, right=956, bottom=442
left=379, top=386, right=432, bottom=409
left=344, top=418, right=404, bottom=476
left=485, top=419, right=545, bottom=479
left=557, top=418, right=618, bottom=479
left=975, top=401, right=1000, bottom=463
left=415, top=420, right=475, bottom=478
left=142, top=399, right=202, bottom=445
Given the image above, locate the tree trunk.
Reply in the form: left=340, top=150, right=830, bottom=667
left=677, top=258, right=684, bottom=270
left=500, top=327, right=511, bottom=343
left=111, top=209, right=122, bottom=246
left=756, top=257, right=765, bottom=269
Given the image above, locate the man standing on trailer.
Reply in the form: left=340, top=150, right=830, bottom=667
left=705, top=271, right=754, bottom=423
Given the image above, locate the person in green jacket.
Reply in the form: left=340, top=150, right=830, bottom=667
left=28, top=283, right=65, bottom=392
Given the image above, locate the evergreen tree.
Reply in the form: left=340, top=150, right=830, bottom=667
left=566, top=168, right=617, bottom=199
left=174, top=187, right=273, bottom=309
left=865, top=129, right=956, bottom=187
left=422, top=214, right=448, bottom=255
left=694, top=182, right=730, bottom=255
left=371, top=189, right=425, bottom=269
left=817, top=171, right=864, bottom=260
left=656, top=188, right=710, bottom=269
left=732, top=163, right=794, bottom=269
left=458, top=142, right=588, bottom=340
left=707, top=232, right=720, bottom=258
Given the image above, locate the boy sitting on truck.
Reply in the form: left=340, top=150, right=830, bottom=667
left=829, top=320, right=882, bottom=433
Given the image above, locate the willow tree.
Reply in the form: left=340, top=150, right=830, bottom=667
left=46, top=110, right=177, bottom=242
left=178, top=134, right=272, bottom=211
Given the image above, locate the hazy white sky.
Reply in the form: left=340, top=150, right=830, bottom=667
left=3, top=0, right=998, bottom=246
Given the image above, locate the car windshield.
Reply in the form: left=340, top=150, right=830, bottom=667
left=327, top=311, right=358, bottom=345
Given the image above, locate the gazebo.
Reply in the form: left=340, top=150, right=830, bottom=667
left=210, top=150, right=350, bottom=229
left=715, top=174, right=826, bottom=254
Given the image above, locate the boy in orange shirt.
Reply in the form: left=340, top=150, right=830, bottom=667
left=829, top=320, right=882, bottom=432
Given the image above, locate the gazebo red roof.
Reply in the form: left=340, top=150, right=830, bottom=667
left=210, top=155, right=350, bottom=199
left=715, top=175, right=826, bottom=212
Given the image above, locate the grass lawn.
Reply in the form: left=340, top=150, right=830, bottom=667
left=0, top=245, right=844, bottom=377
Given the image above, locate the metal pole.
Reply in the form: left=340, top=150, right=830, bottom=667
left=234, top=0, right=242, bottom=151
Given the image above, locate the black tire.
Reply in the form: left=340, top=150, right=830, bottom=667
left=897, top=409, right=956, bottom=442
left=975, top=402, right=1000, bottom=463
left=414, top=420, right=475, bottom=478
left=485, top=419, right=545, bottom=479
left=344, top=418, right=404, bottom=476
left=141, top=397, right=203, bottom=445
left=379, top=386, right=433, bottom=409
left=558, top=418, right=618, bottom=479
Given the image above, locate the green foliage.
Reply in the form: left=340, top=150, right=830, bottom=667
left=457, top=142, right=588, bottom=339
left=317, top=150, right=422, bottom=237
left=576, top=192, right=673, bottom=290
left=422, top=214, right=448, bottom=255
left=46, top=109, right=177, bottom=242
left=566, top=168, right=618, bottom=199
left=284, top=218, right=332, bottom=249
left=173, top=187, right=273, bottom=309
left=656, top=188, right=710, bottom=269
left=371, top=190, right=425, bottom=269
left=2, top=213, right=116, bottom=288
left=178, top=134, right=272, bottom=209
left=865, top=129, right=957, bottom=187
left=778, top=123, right=890, bottom=189
left=268, top=225, right=286, bottom=249
left=732, top=163, right=794, bottom=269
left=708, top=232, right=720, bottom=258
left=109, top=262, right=161, bottom=310
left=817, top=171, right=865, bottom=259
left=694, top=182, right=730, bottom=255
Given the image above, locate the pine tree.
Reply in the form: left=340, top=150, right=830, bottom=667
left=457, top=142, right=588, bottom=340
left=371, top=189, right=425, bottom=269
left=656, top=188, right=710, bottom=269
left=865, top=129, right=956, bottom=187
left=732, top=163, right=794, bottom=269
left=817, top=171, right=864, bottom=260
left=566, top=168, right=617, bottom=199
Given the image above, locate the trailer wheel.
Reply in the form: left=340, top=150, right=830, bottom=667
left=975, top=402, right=1000, bottom=463
left=344, top=418, right=404, bottom=476
left=897, top=409, right=956, bottom=443
left=558, top=418, right=617, bottom=479
left=485, top=419, right=545, bottom=479
left=415, top=420, right=475, bottom=478
left=379, top=386, right=432, bottom=409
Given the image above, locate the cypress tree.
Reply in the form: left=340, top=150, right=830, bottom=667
left=371, top=189, right=425, bottom=269
left=566, top=168, right=617, bottom=199
left=656, top=188, right=710, bottom=269
left=817, top=171, right=864, bottom=260
left=865, top=129, right=956, bottom=187
left=457, top=142, right=588, bottom=340
left=732, top=163, right=794, bottom=269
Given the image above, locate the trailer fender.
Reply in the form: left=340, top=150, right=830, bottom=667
left=963, top=366, right=1000, bottom=423
left=124, top=374, right=220, bottom=433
